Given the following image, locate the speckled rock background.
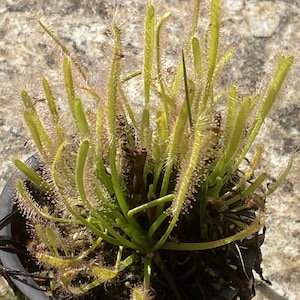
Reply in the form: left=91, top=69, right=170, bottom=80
left=0, top=1, right=299, bottom=299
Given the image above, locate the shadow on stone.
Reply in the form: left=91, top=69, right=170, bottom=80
left=255, top=282, right=289, bottom=300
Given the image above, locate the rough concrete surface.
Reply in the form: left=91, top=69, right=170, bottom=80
left=0, top=0, right=299, bottom=299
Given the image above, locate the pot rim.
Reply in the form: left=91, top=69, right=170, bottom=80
left=0, top=155, right=54, bottom=300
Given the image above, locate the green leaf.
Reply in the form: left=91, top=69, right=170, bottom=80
left=42, top=77, right=65, bottom=142
left=143, top=4, right=155, bottom=107
left=76, top=139, right=90, bottom=207
left=234, top=55, right=294, bottom=169
left=141, top=3, right=155, bottom=147
left=156, top=11, right=171, bottom=124
left=202, top=0, right=220, bottom=109
left=127, top=194, right=174, bottom=217
left=182, top=50, right=193, bottom=127
left=15, top=179, right=68, bottom=223
left=266, top=154, right=294, bottom=196
left=14, top=159, right=48, bottom=192
left=161, top=214, right=264, bottom=250
left=192, top=36, right=203, bottom=79
left=21, top=90, right=53, bottom=162
left=107, top=23, right=122, bottom=141
left=63, top=57, right=76, bottom=114
left=37, top=253, right=80, bottom=268
left=38, top=20, right=87, bottom=82
left=224, top=85, right=238, bottom=143
left=143, top=255, right=152, bottom=290
left=209, top=96, right=252, bottom=189
left=74, top=97, right=90, bottom=138
left=95, top=158, right=114, bottom=195
left=92, top=266, right=118, bottom=282
left=153, top=113, right=207, bottom=250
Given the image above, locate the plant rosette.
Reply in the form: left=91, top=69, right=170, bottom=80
left=0, top=0, right=294, bottom=299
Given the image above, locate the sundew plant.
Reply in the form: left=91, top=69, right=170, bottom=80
left=14, top=0, right=293, bottom=298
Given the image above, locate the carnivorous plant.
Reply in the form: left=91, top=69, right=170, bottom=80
left=11, top=0, right=293, bottom=298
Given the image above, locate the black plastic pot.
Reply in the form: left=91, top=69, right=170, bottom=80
left=0, top=155, right=53, bottom=300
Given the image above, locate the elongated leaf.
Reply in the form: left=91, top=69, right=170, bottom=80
left=234, top=55, right=294, bottom=169
left=127, top=194, right=174, bottom=217
left=192, top=36, right=203, bottom=78
left=14, top=159, right=48, bottom=192
left=76, top=139, right=92, bottom=209
left=74, top=97, right=90, bottom=138
left=209, top=96, right=252, bottom=190
left=224, top=85, right=238, bottom=143
left=161, top=214, right=264, bottom=251
left=37, top=253, right=80, bottom=268
left=42, top=77, right=65, bottom=142
left=156, top=11, right=171, bottom=123
left=143, top=4, right=155, bottom=107
left=92, top=266, right=118, bottom=282
left=182, top=50, right=193, bottom=127
left=107, top=23, right=122, bottom=141
left=202, top=0, right=220, bottom=109
left=21, top=90, right=53, bottom=161
left=63, top=57, right=76, bottom=115
left=266, top=154, right=294, bottom=196
left=38, top=20, right=87, bottom=82
left=153, top=113, right=207, bottom=250
left=141, top=3, right=155, bottom=147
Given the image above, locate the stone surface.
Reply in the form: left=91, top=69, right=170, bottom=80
left=244, top=1, right=285, bottom=38
left=0, top=1, right=299, bottom=299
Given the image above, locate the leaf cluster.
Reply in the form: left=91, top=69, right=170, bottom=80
left=14, top=0, right=293, bottom=298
